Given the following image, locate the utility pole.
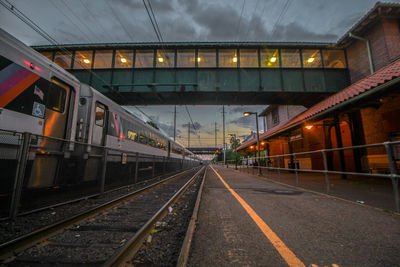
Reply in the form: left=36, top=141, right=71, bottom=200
left=222, top=106, right=226, bottom=165
left=188, top=122, right=190, bottom=147
left=173, top=105, right=176, bottom=141
left=215, top=122, right=217, bottom=147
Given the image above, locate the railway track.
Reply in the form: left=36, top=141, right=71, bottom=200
left=0, top=166, right=205, bottom=266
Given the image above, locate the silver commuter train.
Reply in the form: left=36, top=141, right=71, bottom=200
left=0, top=28, right=197, bottom=189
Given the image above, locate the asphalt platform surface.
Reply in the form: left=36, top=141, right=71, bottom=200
left=188, top=165, right=400, bottom=267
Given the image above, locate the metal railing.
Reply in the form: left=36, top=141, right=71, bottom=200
left=0, top=129, right=200, bottom=220
left=216, top=140, right=400, bottom=212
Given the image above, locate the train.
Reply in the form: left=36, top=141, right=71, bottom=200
left=0, top=28, right=199, bottom=191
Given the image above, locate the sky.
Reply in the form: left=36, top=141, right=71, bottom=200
left=1, top=0, right=397, bottom=149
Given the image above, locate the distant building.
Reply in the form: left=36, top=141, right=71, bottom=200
left=259, top=105, right=306, bottom=132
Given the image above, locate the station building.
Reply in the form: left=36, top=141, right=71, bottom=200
left=236, top=2, right=400, bottom=173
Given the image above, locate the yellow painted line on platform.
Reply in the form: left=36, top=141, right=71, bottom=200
left=210, top=165, right=306, bottom=267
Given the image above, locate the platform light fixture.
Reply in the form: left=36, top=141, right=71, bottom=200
left=270, top=57, right=277, bottom=63
left=120, top=57, right=127, bottom=63
left=197, top=57, right=201, bottom=62
left=83, top=58, right=90, bottom=64
left=233, top=56, right=238, bottom=63
left=158, top=57, right=164, bottom=63
left=307, top=57, right=315, bottom=63
left=305, top=125, right=313, bottom=130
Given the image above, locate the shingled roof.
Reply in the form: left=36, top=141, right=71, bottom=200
left=236, top=58, right=400, bottom=151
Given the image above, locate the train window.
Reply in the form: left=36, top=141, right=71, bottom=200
left=40, top=51, right=54, bottom=61
left=139, top=134, right=147, bottom=144
left=177, top=49, right=195, bottom=68
left=47, top=80, right=67, bottom=113
left=135, top=50, right=154, bottom=68
left=115, top=50, right=134, bottom=68
left=240, top=49, right=258, bottom=68
left=73, top=50, right=93, bottom=69
left=156, top=50, right=175, bottom=68
left=54, top=51, right=72, bottom=69
left=260, top=48, right=279, bottom=68
left=95, top=104, right=105, bottom=126
left=127, top=130, right=138, bottom=141
left=281, top=49, right=301, bottom=68
left=197, top=49, right=216, bottom=67
left=302, top=49, right=322, bottom=68
left=93, top=50, right=113, bottom=69
left=322, top=50, right=347, bottom=68
left=219, top=49, right=238, bottom=68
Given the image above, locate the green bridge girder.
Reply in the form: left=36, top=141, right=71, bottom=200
left=34, top=42, right=350, bottom=106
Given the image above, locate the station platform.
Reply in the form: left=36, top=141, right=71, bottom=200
left=188, top=165, right=400, bottom=266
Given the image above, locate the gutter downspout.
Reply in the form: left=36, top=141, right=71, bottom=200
left=348, top=32, right=374, bottom=74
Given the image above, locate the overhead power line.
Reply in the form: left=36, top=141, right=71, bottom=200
left=236, top=0, right=246, bottom=41
left=104, top=0, right=135, bottom=41
left=271, top=0, right=292, bottom=36
left=79, top=0, right=115, bottom=41
left=142, top=0, right=163, bottom=42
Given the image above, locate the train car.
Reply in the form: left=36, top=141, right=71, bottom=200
left=0, top=28, right=82, bottom=189
left=0, top=28, right=198, bottom=191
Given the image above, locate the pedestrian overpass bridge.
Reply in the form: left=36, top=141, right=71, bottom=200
left=34, top=42, right=349, bottom=106
left=187, top=146, right=223, bottom=155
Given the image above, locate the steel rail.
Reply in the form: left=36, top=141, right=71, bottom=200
left=103, top=166, right=206, bottom=267
left=0, top=167, right=200, bottom=262
left=15, top=168, right=190, bottom=218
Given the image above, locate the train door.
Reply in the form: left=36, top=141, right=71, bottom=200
left=84, top=102, right=107, bottom=182
left=92, top=102, right=107, bottom=146
left=29, top=78, right=71, bottom=187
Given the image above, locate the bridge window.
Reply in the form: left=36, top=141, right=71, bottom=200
left=40, top=51, right=54, bottom=61
left=93, top=50, right=113, bottom=69
left=135, top=50, right=154, bottom=68
left=177, top=49, right=195, bottom=67
left=54, top=51, right=72, bottom=69
left=115, top=50, right=133, bottom=68
left=322, top=50, right=346, bottom=68
left=260, top=48, right=279, bottom=68
left=73, top=50, right=93, bottom=69
left=281, top=49, right=301, bottom=68
left=157, top=50, right=175, bottom=68
left=219, top=49, right=238, bottom=68
left=302, top=49, right=322, bottom=68
left=197, top=49, right=216, bottom=67
left=239, top=49, right=258, bottom=67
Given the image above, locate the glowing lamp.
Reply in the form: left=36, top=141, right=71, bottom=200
left=250, top=145, right=254, bottom=149
left=305, top=125, right=313, bottom=130
left=197, top=57, right=201, bottom=62
left=120, top=57, right=127, bottom=63
left=307, top=57, right=315, bottom=63
left=233, top=57, right=238, bottom=63
left=270, top=57, right=277, bottom=63
left=158, top=57, right=164, bottom=63
left=83, top=58, right=90, bottom=64
left=261, top=142, right=265, bottom=145
left=243, top=112, right=251, bottom=117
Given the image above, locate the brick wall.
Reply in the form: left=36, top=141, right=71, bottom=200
left=346, top=18, right=400, bottom=83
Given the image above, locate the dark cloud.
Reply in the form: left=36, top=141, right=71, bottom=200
left=229, top=116, right=255, bottom=130
left=271, top=22, right=338, bottom=42
left=182, top=122, right=203, bottom=134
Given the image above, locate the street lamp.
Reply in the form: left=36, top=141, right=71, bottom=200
left=228, top=133, right=238, bottom=170
left=243, top=112, right=262, bottom=176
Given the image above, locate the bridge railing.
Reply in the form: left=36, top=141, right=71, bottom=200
left=215, top=140, right=400, bottom=213
left=0, top=129, right=200, bottom=220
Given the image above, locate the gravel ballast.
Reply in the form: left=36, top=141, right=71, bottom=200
left=132, top=172, right=203, bottom=266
